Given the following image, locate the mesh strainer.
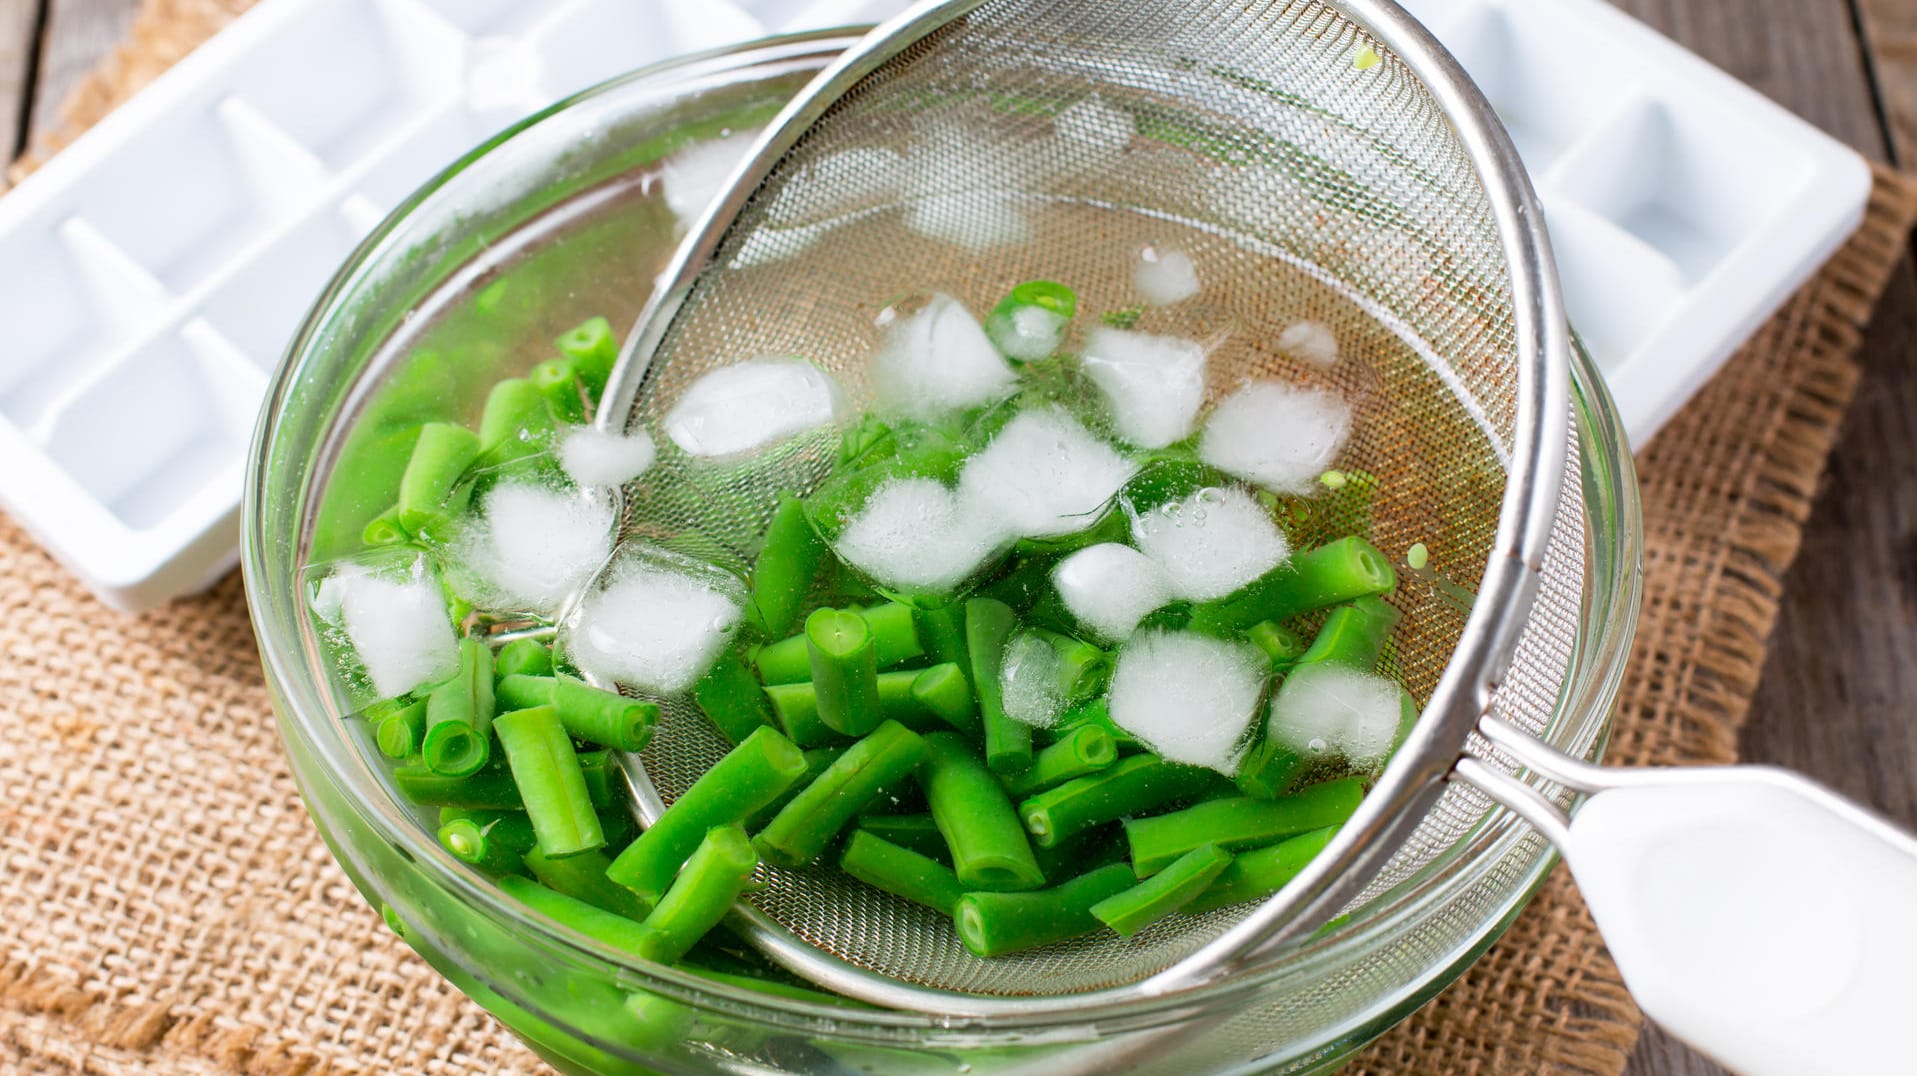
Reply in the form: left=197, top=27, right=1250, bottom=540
left=592, top=1, right=1917, bottom=1066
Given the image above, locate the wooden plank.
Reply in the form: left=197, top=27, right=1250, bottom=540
left=1854, top=0, right=1917, bottom=163
left=0, top=0, right=40, bottom=164
left=25, top=0, right=135, bottom=144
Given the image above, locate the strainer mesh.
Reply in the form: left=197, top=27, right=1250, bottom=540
left=616, top=0, right=1582, bottom=998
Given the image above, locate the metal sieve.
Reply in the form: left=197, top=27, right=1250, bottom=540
left=591, top=1, right=1917, bottom=1066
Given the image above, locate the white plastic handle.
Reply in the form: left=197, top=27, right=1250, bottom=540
left=1562, top=768, right=1917, bottom=1075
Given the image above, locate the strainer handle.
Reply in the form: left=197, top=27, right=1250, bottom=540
left=1463, top=745, right=1917, bottom=1076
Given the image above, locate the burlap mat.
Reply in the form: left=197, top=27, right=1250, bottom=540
left=5, top=3, right=1916, bottom=1071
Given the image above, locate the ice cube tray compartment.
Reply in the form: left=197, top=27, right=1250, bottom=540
left=0, top=0, right=1870, bottom=610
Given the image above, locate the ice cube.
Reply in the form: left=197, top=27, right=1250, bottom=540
left=660, top=133, right=757, bottom=230
left=1052, top=543, right=1174, bottom=642
left=315, top=557, right=458, bottom=699
left=956, top=407, right=1138, bottom=538
left=765, top=147, right=904, bottom=226
left=1052, top=95, right=1134, bottom=170
left=1265, top=662, right=1408, bottom=768
left=729, top=221, right=834, bottom=269
left=662, top=357, right=845, bottom=458
left=1277, top=320, right=1340, bottom=367
left=871, top=293, right=1019, bottom=421
left=558, top=427, right=657, bottom=488
left=1134, top=245, right=1200, bottom=306
left=1131, top=486, right=1289, bottom=601
left=832, top=477, right=1011, bottom=594
left=565, top=547, right=745, bottom=695
left=999, top=632, right=1064, bottom=729
left=453, top=481, right=617, bottom=613
left=903, top=190, right=1033, bottom=251
left=1107, top=629, right=1268, bottom=774
left=902, top=119, right=1035, bottom=250
left=988, top=303, right=1069, bottom=363
left=1198, top=380, right=1352, bottom=494
left=1080, top=326, right=1207, bottom=449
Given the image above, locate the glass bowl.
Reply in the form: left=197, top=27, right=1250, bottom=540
left=242, top=29, right=1642, bottom=1076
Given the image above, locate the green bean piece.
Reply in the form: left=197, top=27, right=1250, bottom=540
left=392, top=758, right=618, bottom=811
left=1053, top=698, right=1141, bottom=752
left=909, top=663, right=979, bottom=733
left=806, top=607, right=882, bottom=736
left=1247, top=621, right=1309, bottom=667
left=500, top=875, right=650, bottom=953
left=361, top=506, right=409, bottom=546
left=919, top=733, right=1044, bottom=891
left=762, top=681, right=843, bottom=748
left=1019, top=755, right=1215, bottom=849
left=441, top=807, right=538, bottom=848
left=751, top=493, right=828, bottom=636
left=953, top=863, right=1137, bottom=957
left=374, top=698, right=428, bottom=760
left=397, top=422, right=480, bottom=534
left=553, top=673, right=658, bottom=752
left=854, top=813, right=949, bottom=862
left=1005, top=724, right=1118, bottom=798
left=494, top=705, right=605, bottom=858
left=1031, top=628, right=1109, bottom=703
left=754, top=721, right=928, bottom=868
left=1091, top=843, right=1232, bottom=936
left=1124, top=779, right=1364, bottom=875
left=755, top=602, right=925, bottom=684
left=1298, top=596, right=1400, bottom=670
left=772, top=664, right=977, bottom=737
left=1030, top=825, right=1128, bottom=883
left=606, top=726, right=806, bottom=900
left=687, top=968, right=875, bottom=1010
left=966, top=597, right=1031, bottom=774
left=524, top=847, right=652, bottom=920
left=632, top=825, right=758, bottom=965
left=438, top=816, right=530, bottom=876
left=495, top=637, right=554, bottom=680
left=1187, top=537, right=1397, bottom=634
left=746, top=747, right=844, bottom=831
left=495, top=673, right=555, bottom=712
left=478, top=377, right=552, bottom=457
left=975, top=552, right=1062, bottom=614
left=840, top=831, right=966, bottom=914
left=423, top=637, right=496, bottom=777
left=1186, top=825, right=1341, bottom=913
left=530, top=357, right=586, bottom=423
left=694, top=647, right=778, bottom=744
left=556, top=316, right=619, bottom=400
left=915, top=603, right=971, bottom=685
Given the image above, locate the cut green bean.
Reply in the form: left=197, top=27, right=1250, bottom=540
left=553, top=673, right=658, bottom=752
left=374, top=697, right=428, bottom=760
left=496, top=673, right=555, bottom=712
left=751, top=493, right=827, bottom=636
left=361, top=506, right=408, bottom=546
left=1124, top=779, right=1364, bottom=875
left=632, top=825, right=758, bottom=965
left=755, top=602, right=924, bottom=684
left=525, top=846, right=652, bottom=921
left=1053, top=698, right=1141, bottom=752
left=953, top=863, right=1136, bottom=957
left=438, top=816, right=530, bottom=876
left=495, top=637, right=554, bottom=679
left=530, top=357, right=586, bottom=423
left=478, top=378, right=551, bottom=457
left=423, top=636, right=495, bottom=777
left=687, top=968, right=875, bottom=1010
left=494, top=705, right=604, bottom=858
left=1032, top=628, right=1109, bottom=703
left=606, top=726, right=806, bottom=900
left=840, top=831, right=966, bottom=914
left=1019, top=755, right=1215, bottom=849
left=767, top=664, right=976, bottom=741
left=391, top=754, right=619, bottom=811
left=1186, top=825, right=1341, bottom=913
left=763, top=681, right=842, bottom=748
left=920, top=732, right=1045, bottom=891
left=854, top=813, right=949, bottom=862
left=1297, top=596, right=1399, bottom=670
left=909, top=663, right=978, bottom=733
left=397, top=422, right=480, bottom=534
left=556, top=316, right=619, bottom=400
left=966, top=597, right=1031, bottom=775
left=746, top=747, right=843, bottom=831
left=695, top=647, right=778, bottom=744
left=806, top=607, right=882, bottom=736
left=1005, top=724, right=1118, bottom=798
left=1030, top=825, right=1128, bottom=884
left=1247, top=621, right=1309, bottom=667
left=914, top=603, right=971, bottom=684
left=1090, top=843, right=1232, bottom=936
left=754, top=721, right=928, bottom=868
left=1188, top=537, right=1397, bottom=633
left=500, top=875, right=650, bottom=952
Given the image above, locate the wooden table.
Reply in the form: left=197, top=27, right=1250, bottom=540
left=4, top=1, right=1912, bottom=1073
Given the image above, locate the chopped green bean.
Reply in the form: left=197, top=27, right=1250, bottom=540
left=751, top=493, right=827, bottom=636
left=1005, top=724, right=1118, bottom=798
left=952, top=863, right=1136, bottom=957
left=423, top=637, right=495, bottom=777
left=1052, top=698, right=1141, bottom=752
left=633, top=825, right=758, bottom=964
left=914, top=603, right=971, bottom=684
left=361, top=506, right=408, bottom=546
left=1247, top=621, right=1309, bottom=667
left=746, top=747, right=843, bottom=831
left=687, top=968, right=875, bottom=1010
left=556, top=316, right=619, bottom=401
left=530, top=357, right=586, bottom=423
left=438, top=816, right=529, bottom=876
left=764, top=664, right=975, bottom=742
left=920, top=732, right=1045, bottom=891
left=840, top=831, right=966, bottom=914
left=1186, top=825, right=1341, bottom=913
left=606, top=726, right=806, bottom=901
left=854, top=813, right=949, bottom=862
left=763, top=681, right=843, bottom=748
left=494, top=705, right=604, bottom=858
left=391, top=753, right=619, bottom=811
left=374, top=697, right=428, bottom=760
left=1298, top=596, right=1400, bottom=670
left=500, top=875, right=650, bottom=951
left=525, top=846, right=652, bottom=921
left=495, top=637, right=554, bottom=679
left=1124, top=779, right=1363, bottom=875
left=1090, top=843, right=1232, bottom=936
left=495, top=673, right=555, bottom=712
left=966, top=597, right=1031, bottom=774
left=1018, top=755, right=1214, bottom=849
left=1030, top=825, right=1128, bottom=884
left=552, top=673, right=658, bottom=752
left=1188, top=537, right=1396, bottom=634
left=397, top=422, right=480, bottom=534
left=478, top=378, right=552, bottom=458
left=908, top=663, right=978, bottom=733
left=754, top=721, right=928, bottom=868
left=694, top=647, right=778, bottom=744
left=806, top=607, right=882, bottom=736
left=756, top=602, right=924, bottom=684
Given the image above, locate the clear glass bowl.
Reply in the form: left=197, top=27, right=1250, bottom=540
left=242, top=30, right=1642, bottom=1076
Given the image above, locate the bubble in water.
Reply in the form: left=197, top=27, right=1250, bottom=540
left=1308, top=737, right=1329, bottom=755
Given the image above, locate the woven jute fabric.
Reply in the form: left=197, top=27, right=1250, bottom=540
left=5, top=2, right=1917, bottom=1072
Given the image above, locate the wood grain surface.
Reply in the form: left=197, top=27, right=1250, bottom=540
left=0, top=2, right=1911, bottom=1075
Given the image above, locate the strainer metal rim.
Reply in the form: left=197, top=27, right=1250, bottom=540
left=600, top=0, right=1573, bottom=1014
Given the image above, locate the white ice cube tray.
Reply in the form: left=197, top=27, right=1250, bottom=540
left=0, top=0, right=1869, bottom=611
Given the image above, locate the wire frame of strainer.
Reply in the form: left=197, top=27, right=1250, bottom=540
left=598, top=0, right=1572, bottom=1015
